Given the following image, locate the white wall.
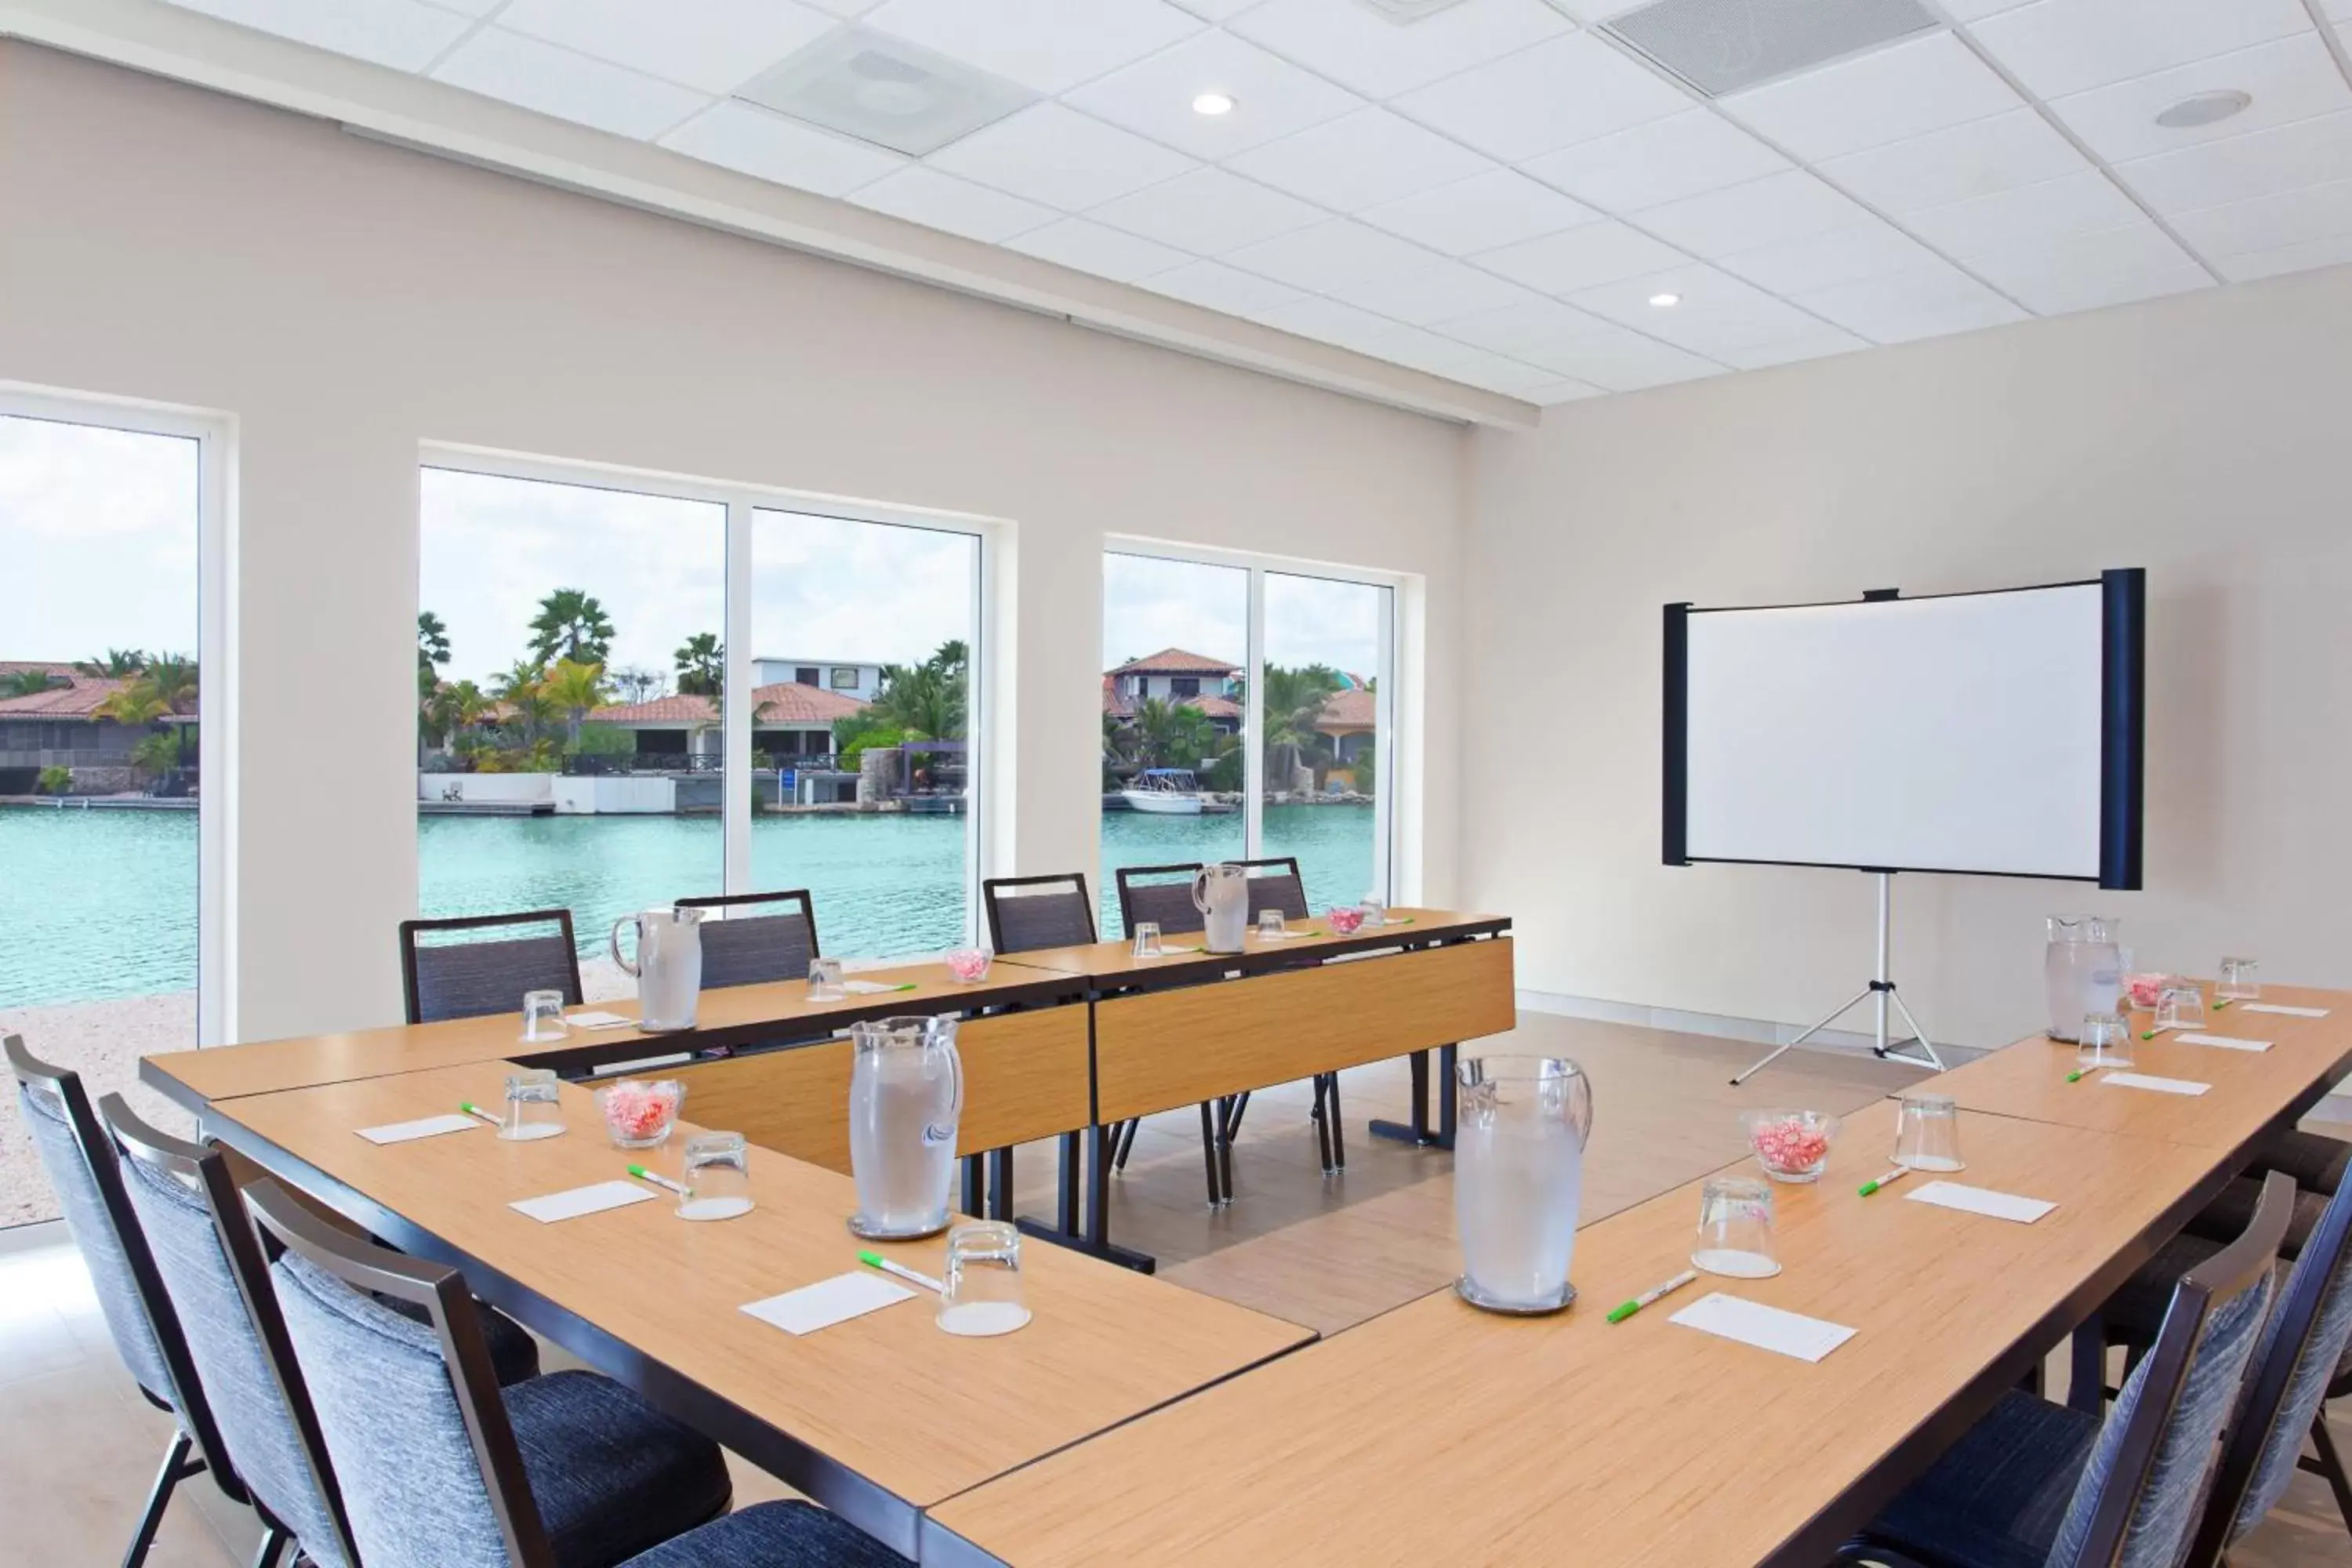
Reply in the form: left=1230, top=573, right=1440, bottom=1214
left=0, top=44, right=1467, bottom=1042
left=1468, top=263, right=2352, bottom=1050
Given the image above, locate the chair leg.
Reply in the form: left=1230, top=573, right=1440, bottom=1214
left=122, top=1430, right=200, bottom=1568
left=1309, top=1076, right=1334, bottom=1174
left=1326, top=1076, right=1345, bottom=1172
left=250, top=1526, right=292, bottom=1568
left=1112, top=1119, right=1139, bottom=1172
left=1198, top=1102, right=1223, bottom=1208
left=1227, top=1091, right=1250, bottom=1139
left=2307, top=1410, right=2352, bottom=1541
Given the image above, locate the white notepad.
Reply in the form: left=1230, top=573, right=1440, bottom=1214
left=356, top=1113, right=481, bottom=1145
left=565, top=1011, right=635, bottom=1029
left=741, top=1273, right=915, bottom=1336
left=2103, top=1072, right=2211, bottom=1097
left=509, top=1181, right=660, bottom=1224
left=1668, top=1293, right=1854, bottom=1363
left=2173, top=1033, right=2272, bottom=1052
left=1907, top=1181, right=2056, bottom=1224
left=2241, top=1004, right=2328, bottom=1018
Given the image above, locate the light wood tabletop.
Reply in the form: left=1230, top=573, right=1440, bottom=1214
left=209, top=1062, right=1313, bottom=1556
left=926, top=1099, right=2236, bottom=1568
left=1003, top=907, right=1509, bottom=982
left=1908, top=982, right=2352, bottom=1154
left=142, top=957, right=1078, bottom=1109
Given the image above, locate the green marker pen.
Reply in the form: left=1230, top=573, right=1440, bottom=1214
left=626, top=1163, right=690, bottom=1196
left=458, top=1102, right=501, bottom=1127
left=2066, top=1070, right=2085, bottom=1083
left=1858, top=1165, right=1911, bottom=1197
left=858, top=1250, right=943, bottom=1293
left=1606, top=1269, right=1696, bottom=1323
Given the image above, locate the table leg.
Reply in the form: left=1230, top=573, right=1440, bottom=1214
left=1200, top=1102, right=1225, bottom=1207
left=1015, top=1127, right=1156, bottom=1273
left=988, top=1148, right=1014, bottom=1222
left=1058, top=1131, right=1081, bottom=1235
left=961, top=1154, right=983, bottom=1218
left=1327, top=1075, right=1346, bottom=1172
left=2068, top=1316, right=2107, bottom=1414
left=1370, top=1045, right=1457, bottom=1151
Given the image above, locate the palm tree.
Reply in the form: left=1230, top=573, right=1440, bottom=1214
left=1, top=669, right=61, bottom=698
left=541, top=658, right=611, bottom=751
left=611, top=665, right=663, bottom=704
left=417, top=611, right=451, bottom=670
left=93, top=683, right=170, bottom=728
left=869, top=641, right=968, bottom=740
left=75, top=649, right=145, bottom=678
left=1253, top=663, right=1343, bottom=789
left=528, top=589, right=615, bottom=666
left=129, top=730, right=181, bottom=785
left=492, top=660, right=553, bottom=748
left=673, top=633, right=722, bottom=697
left=140, top=655, right=198, bottom=715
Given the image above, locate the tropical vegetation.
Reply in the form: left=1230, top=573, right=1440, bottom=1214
left=528, top=588, right=615, bottom=666
left=2, top=668, right=61, bottom=698
left=673, top=633, right=722, bottom=697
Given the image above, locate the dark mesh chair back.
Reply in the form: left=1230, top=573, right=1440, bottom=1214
left=1236, top=857, right=1310, bottom=921
left=106, top=1100, right=357, bottom=1568
left=1116, top=864, right=1205, bottom=938
left=983, top=874, right=1097, bottom=955
left=674, top=891, right=818, bottom=989
left=399, top=911, right=581, bottom=1025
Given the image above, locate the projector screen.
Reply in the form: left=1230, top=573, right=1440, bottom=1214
left=1663, top=573, right=2143, bottom=887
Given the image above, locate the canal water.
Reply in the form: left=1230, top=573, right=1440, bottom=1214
left=0, top=804, right=1378, bottom=1008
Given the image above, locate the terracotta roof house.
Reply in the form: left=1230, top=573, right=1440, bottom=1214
left=0, top=664, right=194, bottom=787
left=1102, top=648, right=1243, bottom=733
left=588, top=681, right=869, bottom=760
left=1313, top=688, right=1377, bottom=764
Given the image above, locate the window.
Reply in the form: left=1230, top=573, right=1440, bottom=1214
left=0, top=395, right=220, bottom=1225
left=1100, top=546, right=1396, bottom=929
left=796, top=666, right=819, bottom=686
left=829, top=666, right=858, bottom=690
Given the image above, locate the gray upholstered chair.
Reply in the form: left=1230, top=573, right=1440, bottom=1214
left=399, top=909, right=583, bottom=1025
left=673, top=890, right=818, bottom=990
left=1839, top=1171, right=2295, bottom=1568
left=245, top=1178, right=903, bottom=1567
left=1232, top=856, right=1312, bottom=923
left=5, top=1033, right=249, bottom=1564
left=981, top=872, right=1097, bottom=956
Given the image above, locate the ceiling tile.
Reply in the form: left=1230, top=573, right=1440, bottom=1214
left=2329, top=1, right=2352, bottom=19
left=1226, top=107, right=1495, bottom=213
left=1939, top=0, right=2032, bottom=18
left=1250, top=296, right=1428, bottom=356
left=1715, top=328, right=1871, bottom=371
left=1171, top=0, right=1258, bottom=15
left=1817, top=109, right=2089, bottom=214
left=2046, top=34, right=2352, bottom=165
left=494, top=0, right=837, bottom=95
left=847, top=165, right=1058, bottom=241
left=1793, top=265, right=2028, bottom=343
left=1066, top=31, right=1365, bottom=161
left=1225, top=219, right=1445, bottom=290
left=1523, top=111, right=1789, bottom=214
left=1528, top=379, right=1606, bottom=405
left=1360, top=169, right=1599, bottom=256
left=2117, top=111, right=2352, bottom=216
left=1473, top=220, right=1693, bottom=295
left=1390, top=33, right=1693, bottom=163
left=164, top=0, right=472, bottom=70
left=1716, top=220, right=1942, bottom=294
left=1900, top=170, right=2147, bottom=263
left=1631, top=169, right=1868, bottom=258
left=660, top=100, right=906, bottom=194
left=862, top=0, right=1202, bottom=94
left=1979, top=254, right=2212, bottom=315
left=1379, top=338, right=1560, bottom=394
left=2212, top=230, right=2352, bottom=281
left=1004, top=217, right=1193, bottom=281
left=1088, top=166, right=1326, bottom=253
left=2169, top=176, right=2352, bottom=258
left=1722, top=31, right=2024, bottom=163
left=1518, top=325, right=1723, bottom=392
left=1227, top=0, right=1571, bottom=100
left=1967, top=0, right=2314, bottom=101
left=926, top=102, right=1195, bottom=211
left=1323, top=260, right=1541, bottom=325
left=1140, top=259, right=1309, bottom=316
left=416, top=0, right=503, bottom=15
left=1570, top=265, right=1825, bottom=356
left=1960, top=218, right=2201, bottom=284
left=430, top=28, right=712, bottom=140
left=1439, top=297, right=1615, bottom=366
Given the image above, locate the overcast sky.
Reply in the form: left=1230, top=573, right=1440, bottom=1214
left=1105, top=550, right=1384, bottom=679
left=0, top=415, right=199, bottom=662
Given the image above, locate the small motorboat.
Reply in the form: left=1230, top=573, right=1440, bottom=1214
left=1121, top=768, right=1207, bottom=815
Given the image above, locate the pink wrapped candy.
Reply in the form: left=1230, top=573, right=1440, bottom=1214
left=1741, top=1109, right=1840, bottom=1182
left=1326, top=906, right=1367, bottom=935
left=2122, top=972, right=2173, bottom=1010
left=597, top=1079, right=684, bottom=1149
left=946, top=947, right=993, bottom=984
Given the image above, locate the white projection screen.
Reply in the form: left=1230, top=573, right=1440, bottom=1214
left=1664, top=574, right=2144, bottom=887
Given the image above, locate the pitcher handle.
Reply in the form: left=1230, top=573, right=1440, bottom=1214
left=1191, top=867, right=1211, bottom=916
left=924, top=1035, right=965, bottom=1150
left=609, top=914, right=642, bottom=979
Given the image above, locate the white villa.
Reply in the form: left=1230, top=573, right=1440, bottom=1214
left=750, top=656, right=884, bottom=704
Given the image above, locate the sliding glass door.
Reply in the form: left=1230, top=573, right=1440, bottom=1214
left=1260, top=571, right=1393, bottom=912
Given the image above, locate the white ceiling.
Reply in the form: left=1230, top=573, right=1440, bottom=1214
left=126, top=0, right=2352, bottom=405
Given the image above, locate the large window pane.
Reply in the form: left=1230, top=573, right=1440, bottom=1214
left=749, top=508, right=977, bottom=956
left=1261, top=572, right=1390, bottom=912
left=0, top=412, right=201, bottom=1224
left=418, top=469, right=726, bottom=999
left=1098, top=553, right=1247, bottom=935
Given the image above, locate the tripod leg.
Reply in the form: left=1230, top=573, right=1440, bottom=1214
left=1885, top=989, right=1947, bottom=1071
left=1730, top=986, right=1876, bottom=1086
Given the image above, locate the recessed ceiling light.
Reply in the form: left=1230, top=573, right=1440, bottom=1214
left=1649, top=292, right=1682, bottom=308
left=2154, top=89, right=2251, bottom=129
left=1192, top=91, right=1236, bottom=117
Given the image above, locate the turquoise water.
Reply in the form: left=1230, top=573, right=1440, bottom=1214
left=0, top=804, right=1376, bottom=1007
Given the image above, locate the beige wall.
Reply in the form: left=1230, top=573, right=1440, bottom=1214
left=0, top=44, right=1468, bottom=1042
left=1468, top=262, right=2352, bottom=1049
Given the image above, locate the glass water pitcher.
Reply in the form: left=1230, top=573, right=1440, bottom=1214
left=1453, top=1055, right=1592, bottom=1315
left=2045, top=915, right=2122, bottom=1043
left=847, top=1015, right=964, bottom=1241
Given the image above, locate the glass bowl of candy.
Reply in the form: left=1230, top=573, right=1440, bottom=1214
left=946, top=947, right=993, bottom=984
left=1326, top=906, right=1367, bottom=936
left=1740, top=1109, right=1840, bottom=1183
left=597, top=1080, right=684, bottom=1149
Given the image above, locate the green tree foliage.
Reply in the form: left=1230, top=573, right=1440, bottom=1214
left=542, top=658, right=612, bottom=751
left=36, top=765, right=71, bottom=795
left=1, top=668, right=61, bottom=698
left=673, top=633, right=723, bottom=697
left=868, top=641, right=967, bottom=740
left=528, top=588, right=615, bottom=666
left=76, top=649, right=146, bottom=679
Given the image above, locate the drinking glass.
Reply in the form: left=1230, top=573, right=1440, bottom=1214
left=520, top=989, right=568, bottom=1044
left=1692, top=1176, right=1779, bottom=1279
left=1361, top=896, right=1388, bottom=928
left=2217, top=957, right=2261, bottom=1003
left=1131, top=922, right=1164, bottom=960
left=500, top=1069, right=566, bottom=1142
left=2076, top=1013, right=2133, bottom=1072
left=2156, top=984, right=2207, bottom=1033
left=808, top=956, right=845, bottom=1002
left=677, top=1132, right=753, bottom=1221
left=937, top=1220, right=1029, bottom=1337
left=1258, top=909, right=1287, bottom=941
left=1893, top=1092, right=1963, bottom=1172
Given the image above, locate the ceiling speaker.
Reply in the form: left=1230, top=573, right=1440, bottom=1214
left=1602, top=0, right=1940, bottom=98
left=735, top=27, right=1035, bottom=158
